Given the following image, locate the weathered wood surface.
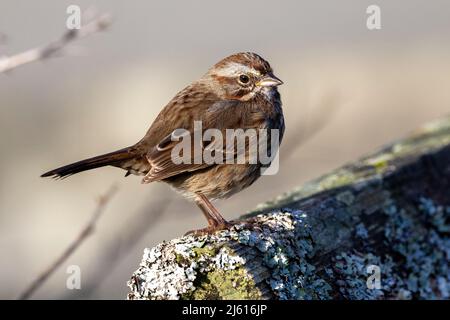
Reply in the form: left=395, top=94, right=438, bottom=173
left=128, top=117, right=450, bottom=300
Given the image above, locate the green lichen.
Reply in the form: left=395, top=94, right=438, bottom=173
left=182, top=267, right=262, bottom=300
left=365, top=154, right=391, bottom=173
left=175, top=253, right=188, bottom=265
left=318, top=171, right=358, bottom=191
left=192, top=245, right=219, bottom=258
left=189, top=244, right=256, bottom=299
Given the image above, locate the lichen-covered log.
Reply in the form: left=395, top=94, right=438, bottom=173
left=127, top=117, right=450, bottom=300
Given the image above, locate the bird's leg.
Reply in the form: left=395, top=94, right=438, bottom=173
left=185, top=194, right=232, bottom=235
left=197, top=194, right=229, bottom=226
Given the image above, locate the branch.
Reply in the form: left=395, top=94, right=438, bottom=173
left=128, top=116, right=450, bottom=300
left=0, top=13, right=111, bottom=73
left=18, top=184, right=119, bottom=300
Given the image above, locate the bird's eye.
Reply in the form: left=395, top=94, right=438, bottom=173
left=238, top=74, right=250, bottom=85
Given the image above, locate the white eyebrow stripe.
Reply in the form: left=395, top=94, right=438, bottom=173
left=215, top=62, right=261, bottom=77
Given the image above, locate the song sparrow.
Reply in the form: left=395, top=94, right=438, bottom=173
left=42, top=52, right=285, bottom=234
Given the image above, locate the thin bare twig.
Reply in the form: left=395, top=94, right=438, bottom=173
left=0, top=13, right=111, bottom=73
left=61, top=193, right=175, bottom=299
left=18, top=184, right=119, bottom=300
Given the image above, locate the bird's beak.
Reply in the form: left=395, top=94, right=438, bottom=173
left=256, top=74, right=283, bottom=87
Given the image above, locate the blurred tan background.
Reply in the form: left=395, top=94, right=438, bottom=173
left=0, top=0, right=449, bottom=299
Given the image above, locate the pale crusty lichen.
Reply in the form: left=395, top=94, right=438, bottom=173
left=127, top=210, right=334, bottom=300
left=320, top=195, right=450, bottom=300
left=128, top=194, right=449, bottom=300
left=127, top=236, right=247, bottom=300
left=127, top=192, right=449, bottom=300
left=380, top=198, right=450, bottom=299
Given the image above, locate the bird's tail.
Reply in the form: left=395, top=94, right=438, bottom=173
left=41, top=147, right=137, bottom=179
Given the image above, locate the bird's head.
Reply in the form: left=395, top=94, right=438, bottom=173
left=205, top=52, right=283, bottom=101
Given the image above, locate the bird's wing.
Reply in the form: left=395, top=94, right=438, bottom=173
left=140, top=94, right=265, bottom=183
left=141, top=128, right=210, bottom=183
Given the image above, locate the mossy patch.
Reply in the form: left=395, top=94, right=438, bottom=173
left=192, top=245, right=219, bottom=259
left=182, top=267, right=261, bottom=300
left=366, top=154, right=391, bottom=173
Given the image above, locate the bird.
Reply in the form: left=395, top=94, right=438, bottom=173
left=41, top=52, right=285, bottom=235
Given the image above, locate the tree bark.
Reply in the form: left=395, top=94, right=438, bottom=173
left=127, top=117, right=450, bottom=300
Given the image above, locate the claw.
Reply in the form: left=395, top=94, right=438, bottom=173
left=184, top=222, right=233, bottom=236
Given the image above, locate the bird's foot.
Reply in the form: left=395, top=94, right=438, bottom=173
left=183, top=219, right=257, bottom=236
left=184, top=221, right=234, bottom=236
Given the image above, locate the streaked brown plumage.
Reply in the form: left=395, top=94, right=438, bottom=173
left=42, top=52, right=285, bottom=234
